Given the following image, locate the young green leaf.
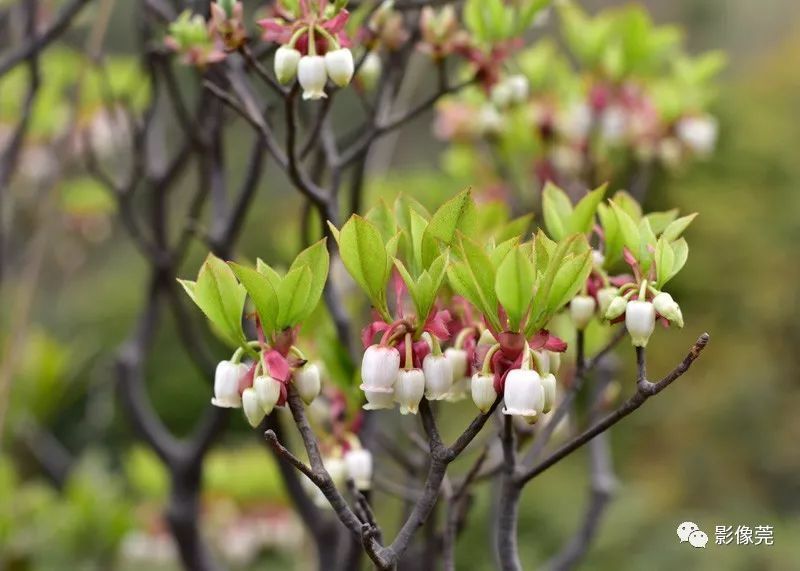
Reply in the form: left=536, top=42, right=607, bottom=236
left=568, top=183, right=607, bottom=235
left=665, top=238, right=689, bottom=284
left=546, top=251, right=593, bottom=314
left=495, top=246, right=535, bottom=330
left=542, top=182, right=573, bottom=240
left=654, top=237, right=675, bottom=288
left=661, top=213, right=698, bottom=242
left=289, top=238, right=330, bottom=321
left=424, top=188, right=478, bottom=247
left=183, top=254, right=247, bottom=346
left=228, top=262, right=279, bottom=333
left=335, top=215, right=390, bottom=317
left=276, top=266, right=312, bottom=328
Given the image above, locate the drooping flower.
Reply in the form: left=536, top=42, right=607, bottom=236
left=676, top=114, right=718, bottom=157
left=541, top=373, right=557, bottom=414
left=570, top=295, right=597, bottom=330
left=325, top=48, right=355, bottom=87
left=360, top=345, right=400, bottom=410
left=293, top=362, right=321, bottom=405
left=357, top=51, right=382, bottom=90
left=274, top=45, right=301, bottom=84
left=254, top=374, right=282, bottom=414
left=502, top=369, right=544, bottom=424
left=596, top=286, right=619, bottom=317
left=344, top=448, right=373, bottom=491
left=298, top=55, right=328, bottom=100
left=242, top=387, right=265, bottom=427
left=212, top=360, right=248, bottom=408
left=605, top=295, right=628, bottom=320
left=423, top=353, right=453, bottom=400
left=394, top=368, right=425, bottom=414
left=625, top=300, right=656, bottom=347
left=471, top=373, right=497, bottom=413
left=653, top=292, right=684, bottom=327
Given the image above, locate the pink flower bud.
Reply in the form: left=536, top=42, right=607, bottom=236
left=394, top=369, right=425, bottom=415
left=502, top=369, right=544, bottom=424
left=423, top=354, right=453, bottom=400
left=212, top=360, right=247, bottom=408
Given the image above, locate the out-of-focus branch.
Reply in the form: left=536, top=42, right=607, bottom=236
left=0, top=0, right=92, bottom=78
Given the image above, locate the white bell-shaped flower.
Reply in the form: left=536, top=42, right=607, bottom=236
left=357, top=51, right=382, bottom=90
left=361, top=345, right=400, bottom=390
left=360, top=345, right=399, bottom=409
left=298, top=55, right=328, bottom=100
left=548, top=351, right=561, bottom=375
left=502, top=369, right=544, bottom=424
left=591, top=249, right=606, bottom=268
left=293, top=362, right=321, bottom=405
left=676, top=115, right=718, bottom=157
left=653, top=292, right=684, bottom=328
left=242, top=387, right=265, bottom=428
left=394, top=368, right=425, bottom=415
left=274, top=45, right=301, bottom=84
left=541, top=373, right=557, bottom=414
left=490, top=81, right=514, bottom=108
left=445, top=376, right=470, bottom=402
left=471, top=373, right=497, bottom=413
left=570, top=295, right=597, bottom=330
left=254, top=374, right=282, bottom=414
left=507, top=74, right=529, bottom=104
left=344, top=448, right=373, bottom=491
left=324, top=48, right=354, bottom=87
left=212, top=361, right=247, bottom=408
left=423, top=353, right=453, bottom=400
left=444, top=348, right=468, bottom=380
left=625, top=300, right=656, bottom=347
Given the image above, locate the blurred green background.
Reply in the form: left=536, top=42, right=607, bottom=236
left=2, top=0, right=800, bottom=569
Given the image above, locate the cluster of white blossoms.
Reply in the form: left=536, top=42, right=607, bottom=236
left=274, top=45, right=355, bottom=100
left=359, top=339, right=459, bottom=414
left=478, top=338, right=560, bottom=425
left=302, top=439, right=374, bottom=507
left=211, top=349, right=323, bottom=428
left=604, top=281, right=684, bottom=347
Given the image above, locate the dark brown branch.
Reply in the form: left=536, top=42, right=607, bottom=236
left=516, top=333, right=710, bottom=487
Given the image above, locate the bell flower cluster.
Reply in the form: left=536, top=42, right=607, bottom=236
left=211, top=343, right=323, bottom=428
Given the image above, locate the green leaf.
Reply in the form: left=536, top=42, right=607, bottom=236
left=665, top=238, right=689, bottom=284
left=661, top=213, right=698, bottom=242
left=365, top=199, right=396, bottom=241
left=495, top=247, right=535, bottom=330
left=644, top=209, right=679, bottom=235
left=335, top=215, right=390, bottom=317
left=496, top=213, right=534, bottom=243
left=568, top=183, right=607, bottom=234
left=289, top=239, right=329, bottom=322
left=276, top=266, right=312, bottom=328
left=597, top=203, right=622, bottom=265
left=654, top=238, right=675, bottom=288
left=610, top=201, right=641, bottom=255
left=490, top=237, right=520, bottom=268
left=187, top=254, right=246, bottom=346
left=547, top=251, right=593, bottom=314
left=228, top=262, right=279, bottom=333
left=425, top=188, right=477, bottom=247
left=542, top=182, right=573, bottom=240
left=611, top=190, right=642, bottom=220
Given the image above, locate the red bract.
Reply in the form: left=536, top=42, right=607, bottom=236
left=423, top=309, right=452, bottom=340
left=528, top=330, right=567, bottom=353
left=361, top=320, right=391, bottom=349
left=265, top=349, right=291, bottom=382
